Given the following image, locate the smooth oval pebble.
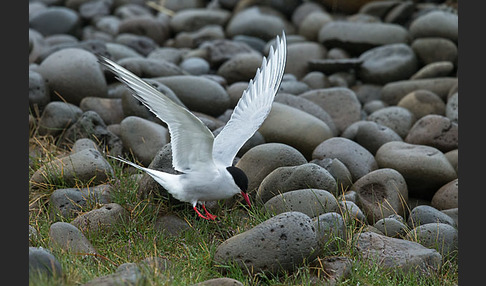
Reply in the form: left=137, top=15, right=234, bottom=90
left=29, top=6, right=81, bottom=37
left=214, top=211, right=317, bottom=275
left=118, top=15, right=170, bottom=45
left=411, top=37, right=457, bottom=65
left=313, top=212, right=346, bottom=252
left=408, top=223, right=458, bottom=257
left=285, top=41, right=327, bottom=79
left=381, top=77, right=458, bottom=105
left=309, top=158, right=353, bottom=193
left=264, top=189, right=339, bottom=218
left=407, top=205, right=456, bottom=228
left=375, top=141, right=457, bottom=199
left=29, top=247, right=63, bottom=278
left=37, top=101, right=82, bottom=136
left=50, top=184, right=112, bottom=219
left=71, top=203, right=129, bottom=233
left=397, top=90, right=446, bottom=119
left=445, top=92, right=458, bottom=123
left=367, top=106, right=416, bottom=138
left=217, top=52, right=263, bottom=84
left=410, top=61, right=454, bottom=80
left=373, top=217, right=408, bottom=238
left=354, top=121, right=403, bottom=154
left=80, top=97, right=124, bottom=125
left=298, top=11, right=333, bottom=42
left=405, top=114, right=458, bottom=152
left=170, top=8, right=231, bottom=33
left=257, top=163, right=337, bottom=203
left=29, top=70, right=50, bottom=112
left=258, top=102, right=333, bottom=159
left=431, top=179, right=458, bottom=210
left=49, top=222, right=97, bottom=254
left=409, top=10, right=458, bottom=42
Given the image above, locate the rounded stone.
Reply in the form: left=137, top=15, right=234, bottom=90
left=258, top=102, right=333, bottom=159
left=29, top=70, right=50, bottom=112
left=235, top=143, right=307, bottom=192
left=352, top=168, right=409, bottom=224
left=217, top=52, right=263, bottom=85
left=180, top=57, right=210, bottom=75
left=115, top=33, right=158, bottom=56
left=264, top=189, right=339, bottom=218
left=214, top=211, right=317, bottom=275
left=367, top=106, right=416, bottom=138
left=298, top=12, right=333, bottom=42
left=309, top=158, right=353, bottom=194
left=115, top=57, right=185, bottom=78
left=313, top=212, right=346, bottom=252
left=373, top=217, right=408, bottom=238
left=312, top=137, right=378, bottom=181
left=405, top=115, right=458, bottom=152
left=407, top=205, right=456, bottom=228
left=339, top=201, right=367, bottom=224
left=29, top=247, right=63, bottom=278
left=170, top=8, right=231, bottom=33
left=257, top=163, right=337, bottom=203
left=29, top=6, right=81, bottom=37
left=397, top=90, right=446, bottom=119
left=375, top=141, right=457, bottom=199
left=37, top=101, right=83, bottom=136
left=285, top=42, right=327, bottom=79
left=411, top=37, right=457, bottom=65
left=409, top=223, right=458, bottom=257
left=80, top=97, right=124, bottom=125
left=445, top=92, right=458, bottom=123
left=355, top=121, right=403, bottom=154
left=409, top=10, right=458, bottom=42
left=431, top=179, right=458, bottom=210
left=381, top=77, right=458, bottom=105
left=410, top=61, right=454, bottom=80
left=71, top=203, right=129, bottom=233
left=37, top=48, right=108, bottom=105
left=49, top=222, right=97, bottom=254
left=118, top=15, right=170, bottom=45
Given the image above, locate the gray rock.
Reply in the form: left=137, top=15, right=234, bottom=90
left=410, top=61, right=454, bottom=80
left=71, top=203, right=129, bottom=233
left=355, top=121, right=403, bottom=154
left=381, top=77, right=458, bottom=105
left=217, top=52, right=263, bottom=85
left=80, top=97, right=125, bottom=125
left=408, top=223, right=458, bottom=258
left=180, top=57, right=210, bottom=75
left=356, top=232, right=442, bottom=274
left=376, top=142, right=457, bottom=199
left=277, top=80, right=311, bottom=95
left=37, top=101, right=83, bottom=136
left=257, top=163, right=337, bottom=203
left=29, top=225, right=39, bottom=246
left=37, top=48, right=107, bottom=105
left=119, top=116, right=169, bottom=166
left=300, top=87, right=361, bottom=134
left=71, top=138, right=101, bottom=153
left=367, top=106, right=416, bottom=138
left=236, top=143, right=307, bottom=193
left=214, top=212, right=317, bottom=275
left=405, top=115, right=458, bottom=152
left=317, top=21, right=410, bottom=55
left=309, top=158, right=353, bottom=194
left=105, top=42, right=142, bottom=60
left=298, top=11, right=333, bottom=42
left=300, top=71, right=331, bottom=90
left=192, top=278, right=244, bottom=286
left=373, top=217, right=408, bottom=238
left=313, top=212, right=346, bottom=253
left=352, top=168, right=408, bottom=224
left=30, top=148, right=114, bottom=189
left=264, top=189, right=339, bottom=218
left=407, top=205, right=456, bottom=228
left=312, top=137, right=378, bottom=181
left=444, top=149, right=458, bottom=174
left=50, top=184, right=112, bottom=219
left=358, top=43, right=418, bottom=85
left=411, top=38, right=457, bottom=65
left=118, top=15, right=170, bottom=45
left=29, top=70, right=50, bottom=112
left=154, top=75, right=230, bottom=116
left=173, top=26, right=226, bottom=49
left=29, top=247, right=63, bottom=278
left=29, top=6, right=81, bottom=37
left=200, top=39, right=256, bottom=67
left=441, top=208, right=458, bottom=228
left=63, top=111, right=123, bottom=155
left=115, top=57, right=185, bottom=78
left=285, top=42, right=327, bottom=79
left=82, top=262, right=144, bottom=286
left=445, top=92, right=458, bottom=123
left=29, top=28, right=47, bottom=63
left=115, top=33, right=158, bottom=56
left=49, top=222, right=97, bottom=254
left=78, top=0, right=111, bottom=21
left=170, top=8, right=231, bottom=33
left=431, top=179, right=458, bottom=210
left=409, top=10, right=458, bottom=42
left=258, top=102, right=333, bottom=159
left=363, top=100, right=387, bottom=115
left=397, top=90, right=446, bottom=119
left=339, top=201, right=367, bottom=224
left=154, top=214, right=191, bottom=237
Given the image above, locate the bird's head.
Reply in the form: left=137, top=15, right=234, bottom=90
left=226, top=166, right=251, bottom=207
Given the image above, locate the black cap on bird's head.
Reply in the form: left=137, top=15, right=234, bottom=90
left=226, top=166, right=251, bottom=207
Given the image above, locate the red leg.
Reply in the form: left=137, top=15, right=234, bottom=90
left=202, top=204, right=217, bottom=220
left=193, top=206, right=210, bottom=220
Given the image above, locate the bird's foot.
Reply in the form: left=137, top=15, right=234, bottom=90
left=202, top=204, right=217, bottom=220
left=193, top=206, right=216, bottom=220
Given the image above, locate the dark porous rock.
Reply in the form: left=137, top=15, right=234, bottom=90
left=314, top=256, right=353, bottom=285
left=397, top=90, right=446, bottom=119
left=63, top=111, right=123, bottom=155
left=29, top=247, right=63, bottom=278
left=352, top=168, right=408, bottom=224
left=410, top=61, right=455, bottom=80
left=30, top=148, right=114, bottom=189
left=317, top=21, right=409, bottom=55
left=115, top=57, right=185, bottom=78
left=170, top=8, right=231, bottom=33
left=257, top=163, right=337, bottom=204
left=356, top=232, right=442, bottom=274
left=82, top=262, right=144, bottom=286
left=37, top=101, right=83, bottom=136
left=37, top=48, right=107, bottom=105
left=154, top=214, right=191, bottom=237
left=258, top=102, right=333, bottom=159
left=339, top=201, right=367, bottom=224
left=358, top=43, right=418, bottom=85
left=264, top=189, right=339, bottom=218
left=309, top=158, right=353, bottom=194
left=407, top=205, right=456, bottom=228
left=409, top=10, right=458, bottom=42
left=367, top=106, right=416, bottom=138
left=285, top=42, right=327, bottom=79
left=300, top=87, right=361, bottom=134
left=214, top=212, right=317, bottom=275
left=312, top=137, right=378, bottom=181
left=236, top=143, right=307, bottom=193
left=408, top=223, right=458, bottom=258
left=50, top=184, right=112, bottom=219
left=373, top=217, right=408, bottom=238
left=71, top=138, right=101, bottom=154
left=445, top=92, right=458, bottom=123
left=119, top=116, right=169, bottom=166
left=71, top=203, right=129, bottom=233
left=217, top=52, right=263, bottom=85
left=80, top=97, right=124, bottom=125
left=381, top=77, right=458, bottom=105
left=355, top=121, right=403, bottom=154
left=154, top=75, right=230, bottom=117
left=118, top=15, right=170, bottom=45
left=49, top=222, right=97, bottom=254
left=313, top=212, right=346, bottom=253
left=29, top=70, right=50, bottom=112
left=376, top=142, right=457, bottom=199
left=115, top=33, right=158, bottom=56
left=431, top=179, right=458, bottom=210
left=405, top=115, right=458, bottom=153
left=411, top=37, right=457, bottom=65
left=29, top=6, right=81, bottom=37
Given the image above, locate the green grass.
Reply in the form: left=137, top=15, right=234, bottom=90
left=28, top=135, right=458, bottom=285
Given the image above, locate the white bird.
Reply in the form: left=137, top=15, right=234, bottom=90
left=98, top=32, right=287, bottom=220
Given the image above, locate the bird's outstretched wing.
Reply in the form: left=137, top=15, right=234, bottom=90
left=212, top=32, right=287, bottom=167
left=98, top=56, right=215, bottom=173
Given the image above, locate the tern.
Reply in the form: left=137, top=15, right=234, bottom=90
left=98, top=32, right=286, bottom=220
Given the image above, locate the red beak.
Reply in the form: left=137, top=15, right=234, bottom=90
left=241, top=191, right=251, bottom=207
